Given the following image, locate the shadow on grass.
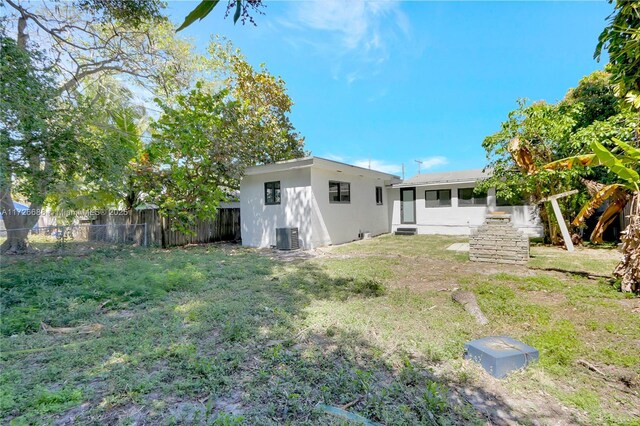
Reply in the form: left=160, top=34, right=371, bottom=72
left=529, top=266, right=612, bottom=280
left=0, top=245, right=571, bottom=425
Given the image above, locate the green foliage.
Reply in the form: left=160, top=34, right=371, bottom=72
left=474, top=282, right=551, bottom=325
left=0, top=252, right=207, bottom=335
left=46, top=78, right=146, bottom=212
left=561, top=389, right=600, bottom=411
left=0, top=39, right=145, bottom=219
left=0, top=36, right=59, bottom=206
left=76, top=0, right=165, bottom=26
left=568, top=110, right=638, bottom=163
left=1, top=36, right=136, bottom=219
left=147, top=40, right=305, bottom=232
left=177, top=0, right=265, bottom=31
left=147, top=86, right=234, bottom=230
left=562, top=71, right=620, bottom=128
left=591, top=140, right=639, bottom=189
left=595, top=1, right=640, bottom=106
left=1, top=8, right=199, bottom=252
left=480, top=99, right=579, bottom=202
left=177, top=0, right=221, bottom=31
left=481, top=71, right=639, bottom=242
left=32, top=387, right=83, bottom=414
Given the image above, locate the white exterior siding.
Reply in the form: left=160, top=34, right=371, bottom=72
left=310, top=167, right=390, bottom=246
left=390, top=183, right=543, bottom=236
left=240, top=158, right=396, bottom=249
left=240, top=168, right=313, bottom=249
left=241, top=158, right=543, bottom=249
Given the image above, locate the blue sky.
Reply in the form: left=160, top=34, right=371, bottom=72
left=166, top=1, right=612, bottom=178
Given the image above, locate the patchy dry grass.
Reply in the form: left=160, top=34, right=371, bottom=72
left=1, top=236, right=638, bottom=425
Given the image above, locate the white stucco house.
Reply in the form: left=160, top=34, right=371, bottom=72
left=240, top=157, right=398, bottom=249
left=389, top=169, right=542, bottom=237
left=240, top=157, right=542, bottom=250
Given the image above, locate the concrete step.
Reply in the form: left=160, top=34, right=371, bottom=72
left=395, top=228, right=417, bottom=236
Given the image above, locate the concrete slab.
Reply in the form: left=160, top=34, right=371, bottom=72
left=446, top=243, right=470, bottom=252
left=464, top=336, right=538, bottom=378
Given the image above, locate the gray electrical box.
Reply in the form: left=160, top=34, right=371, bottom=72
left=465, top=336, right=538, bottom=378
left=276, top=227, right=300, bottom=250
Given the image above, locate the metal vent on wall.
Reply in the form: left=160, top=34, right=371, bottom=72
left=276, top=227, right=300, bottom=250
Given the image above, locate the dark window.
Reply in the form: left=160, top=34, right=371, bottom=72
left=329, top=181, right=350, bottom=203
left=264, top=181, right=281, bottom=205
left=458, top=188, right=487, bottom=206
left=375, top=186, right=383, bottom=205
left=425, top=189, right=451, bottom=207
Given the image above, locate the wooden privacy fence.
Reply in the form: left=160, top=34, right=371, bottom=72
left=92, top=208, right=241, bottom=248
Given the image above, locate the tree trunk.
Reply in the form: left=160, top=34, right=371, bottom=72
left=0, top=190, right=41, bottom=255
left=614, top=192, right=640, bottom=293
left=0, top=227, right=35, bottom=254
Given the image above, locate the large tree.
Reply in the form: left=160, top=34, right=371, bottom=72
left=0, top=37, right=139, bottom=252
left=0, top=1, right=194, bottom=252
left=45, top=77, right=148, bottom=214
left=146, top=41, right=305, bottom=232
left=480, top=100, right=582, bottom=243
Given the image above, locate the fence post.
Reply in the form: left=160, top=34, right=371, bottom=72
left=144, top=222, right=148, bottom=247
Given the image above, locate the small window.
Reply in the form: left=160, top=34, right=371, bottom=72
left=375, top=186, right=383, bottom=205
left=264, top=181, right=281, bottom=205
left=329, top=181, right=350, bottom=204
left=458, top=188, right=487, bottom=206
left=425, top=189, right=451, bottom=207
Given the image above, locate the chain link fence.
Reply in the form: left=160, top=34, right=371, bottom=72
left=0, top=223, right=148, bottom=256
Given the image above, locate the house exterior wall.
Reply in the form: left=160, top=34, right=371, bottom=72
left=389, top=183, right=543, bottom=237
left=310, top=167, right=391, bottom=246
left=240, top=168, right=313, bottom=249
left=240, top=164, right=394, bottom=249
left=240, top=159, right=543, bottom=250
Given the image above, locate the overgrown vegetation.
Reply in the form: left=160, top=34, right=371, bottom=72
left=2, top=237, right=638, bottom=424
left=1, top=2, right=304, bottom=252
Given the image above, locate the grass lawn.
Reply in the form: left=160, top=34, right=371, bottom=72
left=1, top=236, right=638, bottom=425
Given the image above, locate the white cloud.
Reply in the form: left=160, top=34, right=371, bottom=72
left=322, top=153, right=346, bottom=162
left=419, top=156, right=448, bottom=170
left=353, top=159, right=402, bottom=175
left=280, top=0, right=410, bottom=82
left=292, top=0, right=397, bottom=51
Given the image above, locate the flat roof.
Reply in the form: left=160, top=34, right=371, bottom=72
left=392, top=169, right=491, bottom=188
left=244, top=156, right=401, bottom=180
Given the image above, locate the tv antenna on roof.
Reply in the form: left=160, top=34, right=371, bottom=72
left=415, top=159, right=423, bottom=175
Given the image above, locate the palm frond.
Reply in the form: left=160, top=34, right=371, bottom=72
left=591, top=141, right=640, bottom=187
left=544, top=154, right=600, bottom=170
left=508, top=137, right=536, bottom=174
left=579, top=178, right=606, bottom=197
left=572, top=184, right=628, bottom=226
left=611, top=137, right=640, bottom=161
left=590, top=197, right=628, bottom=243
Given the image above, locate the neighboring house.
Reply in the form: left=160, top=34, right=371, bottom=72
left=240, top=157, right=543, bottom=250
left=240, top=157, right=398, bottom=249
left=389, top=169, right=543, bottom=237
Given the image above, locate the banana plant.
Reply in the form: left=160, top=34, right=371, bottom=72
left=545, top=138, right=639, bottom=292
left=545, top=139, right=638, bottom=241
